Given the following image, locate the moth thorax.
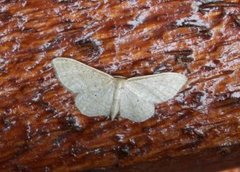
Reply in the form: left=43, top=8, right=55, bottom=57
left=115, top=77, right=126, bottom=89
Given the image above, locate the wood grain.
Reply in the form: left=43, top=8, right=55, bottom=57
left=0, top=0, right=240, bottom=171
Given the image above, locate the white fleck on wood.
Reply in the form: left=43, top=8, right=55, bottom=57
left=52, top=57, right=188, bottom=122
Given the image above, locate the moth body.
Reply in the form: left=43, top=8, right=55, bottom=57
left=110, top=78, right=126, bottom=119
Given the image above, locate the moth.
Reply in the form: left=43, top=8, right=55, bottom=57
left=52, top=58, right=187, bottom=122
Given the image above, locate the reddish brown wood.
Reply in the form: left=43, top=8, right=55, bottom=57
left=0, top=0, right=240, bottom=171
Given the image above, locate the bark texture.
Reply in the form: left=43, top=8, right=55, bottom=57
left=0, top=0, right=240, bottom=171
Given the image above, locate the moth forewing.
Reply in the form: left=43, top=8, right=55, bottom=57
left=125, top=72, right=187, bottom=103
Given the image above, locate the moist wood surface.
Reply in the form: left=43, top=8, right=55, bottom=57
left=0, top=0, right=240, bottom=171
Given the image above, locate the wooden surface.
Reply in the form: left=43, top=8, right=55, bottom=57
left=0, top=0, right=240, bottom=171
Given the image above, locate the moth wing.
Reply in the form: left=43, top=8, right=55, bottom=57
left=126, top=72, right=187, bottom=103
left=119, top=86, right=155, bottom=122
left=75, top=84, right=115, bottom=117
left=52, top=57, right=115, bottom=117
left=119, top=72, right=187, bottom=122
left=52, top=57, right=114, bottom=93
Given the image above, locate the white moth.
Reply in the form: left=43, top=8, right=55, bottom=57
left=52, top=58, right=187, bottom=122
